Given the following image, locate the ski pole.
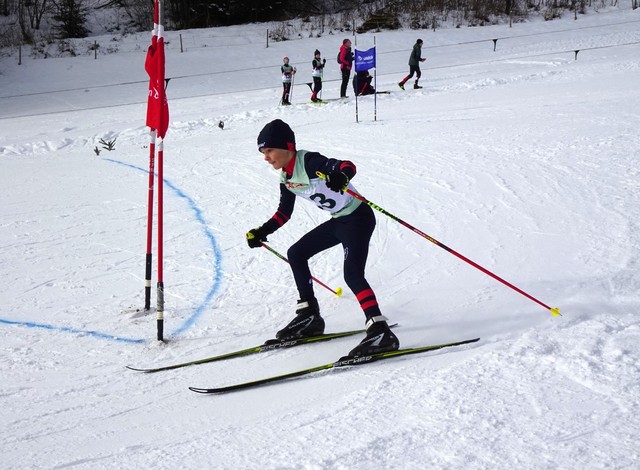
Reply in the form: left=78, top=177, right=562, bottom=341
left=290, top=72, right=295, bottom=103
left=317, top=172, right=559, bottom=316
left=261, top=242, right=343, bottom=297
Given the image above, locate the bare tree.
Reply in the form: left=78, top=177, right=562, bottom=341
left=24, top=0, right=49, bottom=28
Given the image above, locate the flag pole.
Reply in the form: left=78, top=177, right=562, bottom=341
left=143, top=7, right=159, bottom=313
left=156, top=135, right=164, bottom=341
left=144, top=130, right=156, bottom=311
left=355, top=76, right=359, bottom=123
left=155, top=0, right=165, bottom=341
left=373, top=36, right=377, bottom=122
left=145, top=0, right=169, bottom=341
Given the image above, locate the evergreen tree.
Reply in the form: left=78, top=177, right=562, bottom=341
left=51, top=0, right=89, bottom=38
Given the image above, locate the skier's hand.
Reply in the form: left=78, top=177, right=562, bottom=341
left=325, top=171, right=349, bottom=193
left=420, top=58, right=426, bottom=62
left=322, top=58, right=326, bottom=65
left=246, top=227, right=267, bottom=248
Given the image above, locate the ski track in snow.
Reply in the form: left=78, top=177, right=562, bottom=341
left=1, top=8, right=640, bottom=469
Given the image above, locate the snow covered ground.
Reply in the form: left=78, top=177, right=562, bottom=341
left=1, top=7, right=639, bottom=469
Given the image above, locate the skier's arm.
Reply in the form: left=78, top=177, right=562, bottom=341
left=246, top=184, right=296, bottom=248
left=262, top=184, right=296, bottom=234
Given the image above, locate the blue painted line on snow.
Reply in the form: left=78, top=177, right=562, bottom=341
left=0, top=158, right=222, bottom=343
left=160, top=176, right=223, bottom=336
left=0, top=318, right=144, bottom=343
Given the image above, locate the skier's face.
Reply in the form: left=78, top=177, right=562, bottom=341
left=261, top=148, right=294, bottom=170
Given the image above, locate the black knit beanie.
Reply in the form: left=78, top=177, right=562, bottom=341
left=257, top=119, right=296, bottom=152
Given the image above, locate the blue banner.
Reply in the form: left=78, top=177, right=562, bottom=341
left=354, top=47, right=376, bottom=72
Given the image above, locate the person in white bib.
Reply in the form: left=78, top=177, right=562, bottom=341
left=280, top=57, right=296, bottom=105
left=246, top=119, right=399, bottom=358
left=310, top=49, right=326, bottom=102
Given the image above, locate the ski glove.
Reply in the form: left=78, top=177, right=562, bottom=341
left=325, top=171, right=349, bottom=193
left=246, top=227, right=267, bottom=248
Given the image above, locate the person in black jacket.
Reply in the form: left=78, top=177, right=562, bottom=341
left=353, top=70, right=375, bottom=96
left=246, top=119, right=399, bottom=358
left=399, top=39, right=426, bottom=90
left=311, top=49, right=326, bottom=102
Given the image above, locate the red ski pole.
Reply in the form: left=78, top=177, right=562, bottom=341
left=317, top=172, right=560, bottom=316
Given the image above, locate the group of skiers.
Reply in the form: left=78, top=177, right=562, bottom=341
left=280, top=38, right=426, bottom=105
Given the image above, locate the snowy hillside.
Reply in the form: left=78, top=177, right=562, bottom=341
left=1, top=7, right=639, bottom=469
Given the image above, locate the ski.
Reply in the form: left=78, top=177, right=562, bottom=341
left=126, top=325, right=396, bottom=373
left=189, top=337, right=480, bottom=394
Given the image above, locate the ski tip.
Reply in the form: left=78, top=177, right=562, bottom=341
left=126, top=365, right=157, bottom=373
left=189, top=386, right=226, bottom=394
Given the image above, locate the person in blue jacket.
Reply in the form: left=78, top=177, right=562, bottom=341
left=246, top=119, right=399, bottom=358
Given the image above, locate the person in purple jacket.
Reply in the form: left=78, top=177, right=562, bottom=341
left=246, top=119, right=399, bottom=358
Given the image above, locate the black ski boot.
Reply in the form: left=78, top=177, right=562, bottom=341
left=413, top=82, right=423, bottom=89
left=348, top=316, right=399, bottom=357
left=276, top=298, right=325, bottom=340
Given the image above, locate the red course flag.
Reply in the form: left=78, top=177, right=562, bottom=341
left=145, top=0, right=169, bottom=138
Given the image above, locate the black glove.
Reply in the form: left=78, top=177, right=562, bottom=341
left=325, top=171, right=349, bottom=193
left=246, top=227, right=267, bottom=248
left=322, top=58, right=326, bottom=64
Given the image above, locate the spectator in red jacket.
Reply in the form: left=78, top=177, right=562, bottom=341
left=338, top=38, right=354, bottom=98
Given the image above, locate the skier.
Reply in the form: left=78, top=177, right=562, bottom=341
left=338, top=38, right=354, bottom=98
left=311, top=49, right=326, bottom=102
left=246, top=119, right=399, bottom=358
left=398, top=39, right=426, bottom=90
left=281, top=57, right=296, bottom=105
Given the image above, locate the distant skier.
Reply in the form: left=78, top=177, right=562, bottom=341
left=281, top=57, right=297, bottom=105
left=398, top=39, right=426, bottom=90
left=310, top=49, right=326, bottom=102
left=246, top=119, right=399, bottom=358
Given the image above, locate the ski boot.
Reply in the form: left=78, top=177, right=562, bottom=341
left=413, top=82, right=423, bottom=89
left=348, top=315, right=399, bottom=357
left=398, top=82, right=405, bottom=90
left=276, top=298, right=325, bottom=340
